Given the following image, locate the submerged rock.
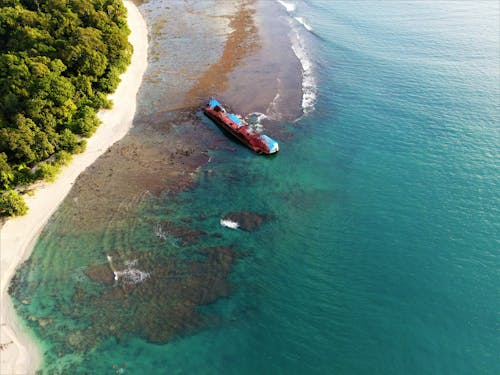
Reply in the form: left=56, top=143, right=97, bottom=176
left=84, top=264, right=114, bottom=284
left=156, top=220, right=207, bottom=246
left=222, top=211, right=270, bottom=231
left=51, top=247, right=241, bottom=350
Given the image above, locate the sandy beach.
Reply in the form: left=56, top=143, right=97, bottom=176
left=0, top=2, right=148, bottom=374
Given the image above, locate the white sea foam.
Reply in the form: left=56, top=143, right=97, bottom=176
left=266, top=88, right=282, bottom=120
left=124, top=259, right=138, bottom=267
left=253, top=124, right=264, bottom=132
left=290, top=30, right=317, bottom=115
left=107, top=255, right=149, bottom=284
left=220, top=219, right=240, bottom=230
left=278, top=0, right=296, bottom=13
left=114, top=268, right=150, bottom=285
left=247, top=112, right=267, bottom=132
left=294, top=16, right=313, bottom=31
left=154, top=223, right=167, bottom=240
left=248, top=112, right=268, bottom=123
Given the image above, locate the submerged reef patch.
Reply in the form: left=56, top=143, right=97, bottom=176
left=10, top=246, right=240, bottom=356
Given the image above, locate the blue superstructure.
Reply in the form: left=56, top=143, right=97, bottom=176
left=261, top=135, right=280, bottom=154
left=208, top=98, right=222, bottom=109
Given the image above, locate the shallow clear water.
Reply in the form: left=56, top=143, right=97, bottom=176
left=11, top=1, right=499, bottom=374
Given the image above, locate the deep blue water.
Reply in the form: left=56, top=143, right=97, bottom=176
left=12, top=1, right=499, bottom=374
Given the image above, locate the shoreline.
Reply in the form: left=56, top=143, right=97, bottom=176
left=0, top=2, right=148, bottom=374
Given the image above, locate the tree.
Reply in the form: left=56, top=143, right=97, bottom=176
left=70, top=106, right=100, bottom=136
left=0, top=152, right=14, bottom=190
left=0, top=190, right=28, bottom=216
left=57, top=128, right=79, bottom=152
left=0, top=0, right=132, bottom=216
left=0, top=115, right=55, bottom=165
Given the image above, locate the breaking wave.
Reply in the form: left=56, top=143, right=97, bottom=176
left=276, top=0, right=317, bottom=116
left=154, top=223, right=168, bottom=240
left=246, top=112, right=267, bottom=132
left=114, top=268, right=150, bottom=285
left=107, top=255, right=150, bottom=285
left=220, top=219, right=239, bottom=230
left=277, top=0, right=296, bottom=13
left=291, top=29, right=317, bottom=115
left=294, top=16, right=313, bottom=31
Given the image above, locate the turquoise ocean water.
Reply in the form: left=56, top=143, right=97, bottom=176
left=10, top=1, right=499, bottom=374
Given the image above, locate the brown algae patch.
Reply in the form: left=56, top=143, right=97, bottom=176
left=185, top=0, right=259, bottom=105
left=10, top=246, right=241, bottom=355
left=80, top=247, right=238, bottom=346
left=61, top=110, right=211, bottom=232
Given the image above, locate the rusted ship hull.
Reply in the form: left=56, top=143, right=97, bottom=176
left=203, top=99, right=279, bottom=155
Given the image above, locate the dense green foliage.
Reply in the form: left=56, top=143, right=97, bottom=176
left=0, top=0, right=132, bottom=216
left=0, top=190, right=28, bottom=216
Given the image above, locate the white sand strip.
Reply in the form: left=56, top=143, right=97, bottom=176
left=0, top=2, right=148, bottom=374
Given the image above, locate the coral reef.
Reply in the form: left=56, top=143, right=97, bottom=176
left=11, top=245, right=240, bottom=356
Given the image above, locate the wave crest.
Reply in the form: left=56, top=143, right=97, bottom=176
left=114, top=268, right=150, bottom=285
left=220, top=219, right=239, bottom=230
left=107, top=255, right=150, bottom=285
left=278, top=0, right=296, bottom=13
left=294, top=16, right=313, bottom=31
left=291, top=30, right=317, bottom=115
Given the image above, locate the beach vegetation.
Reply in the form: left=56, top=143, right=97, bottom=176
left=0, top=0, right=132, bottom=216
left=0, top=152, right=14, bottom=190
left=55, top=150, right=73, bottom=166
left=35, top=162, right=60, bottom=182
left=0, top=190, right=28, bottom=217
